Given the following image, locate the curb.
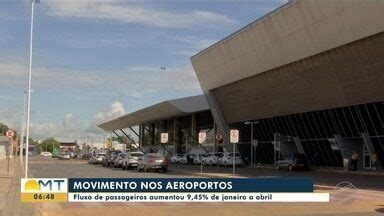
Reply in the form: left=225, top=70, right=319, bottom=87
left=249, top=165, right=384, bottom=177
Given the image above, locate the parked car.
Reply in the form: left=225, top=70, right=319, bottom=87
left=59, top=153, right=70, bottom=160
left=276, top=153, right=309, bottom=171
left=40, top=151, right=52, bottom=157
left=95, top=152, right=107, bottom=164
left=179, top=154, right=188, bottom=164
left=170, top=154, right=184, bottom=163
left=88, top=155, right=96, bottom=164
left=193, top=153, right=205, bottom=164
left=202, top=152, right=223, bottom=166
left=137, top=153, right=168, bottom=172
left=114, top=152, right=127, bottom=168
left=122, top=151, right=144, bottom=170
left=186, top=154, right=198, bottom=164
left=102, top=150, right=121, bottom=167
left=219, top=152, right=243, bottom=167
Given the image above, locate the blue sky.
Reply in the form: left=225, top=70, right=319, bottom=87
left=0, top=0, right=286, bottom=141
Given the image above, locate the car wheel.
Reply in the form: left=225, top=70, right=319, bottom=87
left=288, top=165, right=293, bottom=171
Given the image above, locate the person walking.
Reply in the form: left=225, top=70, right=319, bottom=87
left=372, top=151, right=377, bottom=170
left=351, top=151, right=358, bottom=171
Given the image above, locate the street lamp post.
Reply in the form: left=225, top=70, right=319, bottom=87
left=25, top=0, right=39, bottom=179
left=19, top=91, right=27, bottom=167
left=244, top=121, right=259, bottom=168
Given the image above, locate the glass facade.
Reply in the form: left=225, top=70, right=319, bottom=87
left=231, top=102, right=384, bottom=168
left=139, top=110, right=214, bottom=154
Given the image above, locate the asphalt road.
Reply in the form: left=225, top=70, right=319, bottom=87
left=29, top=156, right=198, bottom=178
left=29, top=156, right=384, bottom=191
left=25, top=156, right=384, bottom=216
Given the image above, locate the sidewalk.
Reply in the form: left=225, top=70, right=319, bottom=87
left=169, top=164, right=384, bottom=191
left=245, top=164, right=384, bottom=177
left=0, top=157, right=37, bottom=216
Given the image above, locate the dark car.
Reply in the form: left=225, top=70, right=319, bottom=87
left=276, top=153, right=309, bottom=171
left=137, top=153, right=168, bottom=172
left=102, top=150, right=122, bottom=167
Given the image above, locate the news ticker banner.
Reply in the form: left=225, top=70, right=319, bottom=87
left=21, top=178, right=329, bottom=203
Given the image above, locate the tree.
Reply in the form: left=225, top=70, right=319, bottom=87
left=0, top=123, right=9, bottom=136
left=37, top=138, right=59, bottom=153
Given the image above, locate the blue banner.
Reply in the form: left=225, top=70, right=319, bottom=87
left=68, top=178, right=313, bottom=193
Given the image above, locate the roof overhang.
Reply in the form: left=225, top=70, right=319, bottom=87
left=98, top=95, right=209, bottom=131
left=191, top=0, right=384, bottom=92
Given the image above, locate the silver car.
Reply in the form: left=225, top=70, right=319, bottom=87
left=113, top=152, right=127, bottom=168
left=137, top=154, right=168, bottom=172
left=122, top=152, right=144, bottom=170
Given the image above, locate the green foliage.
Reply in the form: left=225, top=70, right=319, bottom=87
left=36, top=137, right=60, bottom=153
left=0, top=122, right=9, bottom=136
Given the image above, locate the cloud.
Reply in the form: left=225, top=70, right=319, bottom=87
left=29, top=122, right=60, bottom=138
left=169, top=36, right=218, bottom=56
left=0, top=57, right=202, bottom=97
left=63, top=113, right=74, bottom=128
left=84, top=100, right=125, bottom=136
left=46, top=1, right=234, bottom=29
left=65, top=38, right=132, bottom=49
left=93, top=101, right=125, bottom=124
left=0, top=108, right=18, bottom=129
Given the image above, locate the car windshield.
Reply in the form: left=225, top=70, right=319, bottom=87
left=146, top=154, right=163, bottom=159
left=131, top=153, right=143, bottom=157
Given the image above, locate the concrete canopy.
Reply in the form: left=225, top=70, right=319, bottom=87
left=98, top=95, right=209, bottom=131
left=192, top=0, right=384, bottom=91
left=191, top=0, right=384, bottom=124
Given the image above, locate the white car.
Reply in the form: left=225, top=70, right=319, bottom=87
left=219, top=152, right=243, bottom=167
left=179, top=155, right=188, bottom=164
left=122, top=152, right=144, bottom=170
left=170, top=154, right=185, bottom=164
left=59, top=153, right=70, bottom=160
left=202, top=152, right=223, bottom=166
left=114, top=152, right=127, bottom=168
left=193, top=154, right=205, bottom=164
left=40, top=151, right=52, bottom=157
left=95, top=152, right=107, bottom=164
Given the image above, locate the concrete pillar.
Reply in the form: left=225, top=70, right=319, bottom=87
left=191, top=113, right=196, bottom=151
left=151, top=123, right=155, bottom=146
left=204, top=91, right=234, bottom=152
left=335, top=135, right=350, bottom=159
left=214, top=122, right=217, bottom=153
left=138, top=125, right=142, bottom=147
left=293, top=137, right=306, bottom=155
left=173, top=119, right=177, bottom=155
left=361, top=132, right=382, bottom=169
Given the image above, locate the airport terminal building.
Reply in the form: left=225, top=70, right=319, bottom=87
left=98, top=95, right=218, bottom=155
left=100, top=0, right=383, bottom=170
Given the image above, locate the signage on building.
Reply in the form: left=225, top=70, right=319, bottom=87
left=230, top=129, right=239, bottom=143
left=198, top=132, right=206, bottom=144
left=215, top=132, right=223, bottom=141
left=160, top=133, right=168, bottom=144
